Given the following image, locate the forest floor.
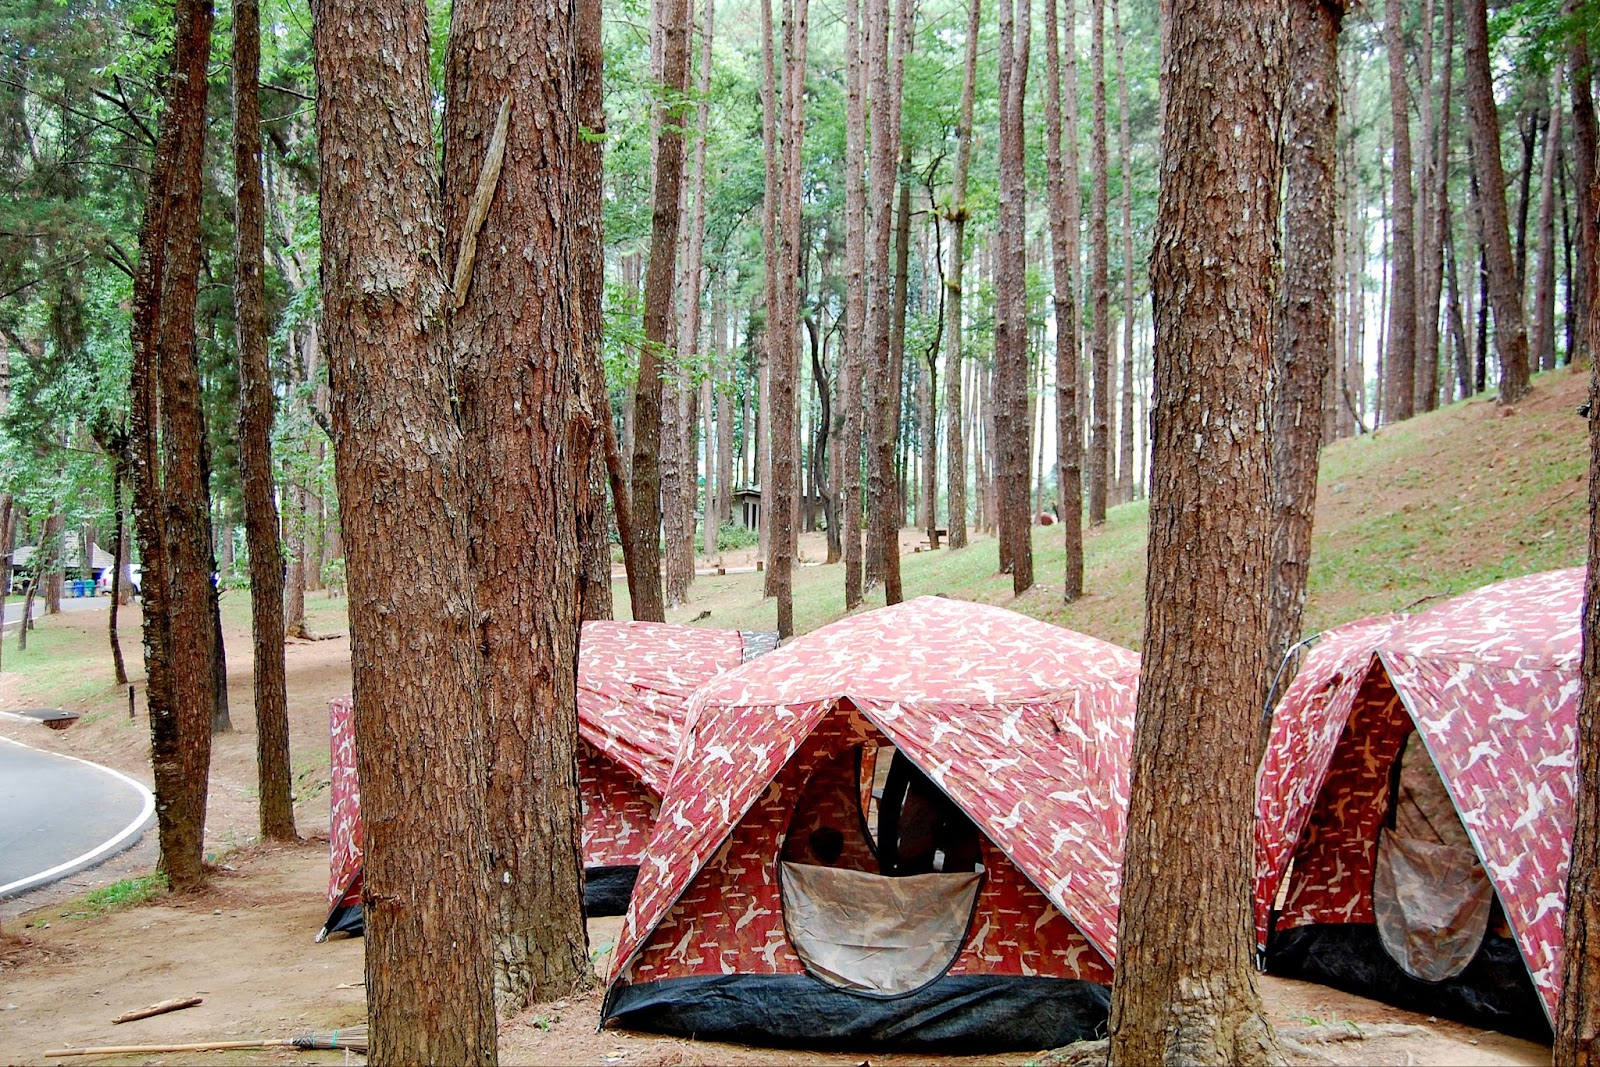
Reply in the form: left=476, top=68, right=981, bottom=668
left=0, top=366, right=1589, bottom=1065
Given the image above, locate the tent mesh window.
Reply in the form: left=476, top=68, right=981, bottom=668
left=778, top=745, right=985, bottom=997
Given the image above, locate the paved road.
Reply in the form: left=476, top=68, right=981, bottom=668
left=0, top=737, right=154, bottom=897
left=3, top=593, right=107, bottom=627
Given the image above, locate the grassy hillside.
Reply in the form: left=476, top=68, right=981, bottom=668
left=645, top=365, right=1591, bottom=650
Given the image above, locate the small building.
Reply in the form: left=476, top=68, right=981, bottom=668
left=731, top=487, right=762, bottom=531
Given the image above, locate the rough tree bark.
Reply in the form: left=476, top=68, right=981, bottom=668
left=1531, top=76, right=1563, bottom=372
left=575, top=0, right=614, bottom=624
left=127, top=0, right=218, bottom=895
left=1266, top=0, right=1344, bottom=712
left=839, top=0, right=869, bottom=605
left=627, top=0, right=692, bottom=622
left=1045, top=0, right=1083, bottom=598
left=312, top=0, right=500, bottom=1053
left=878, top=143, right=912, bottom=605
left=1087, top=0, right=1110, bottom=525
left=767, top=0, right=809, bottom=635
left=1107, top=1, right=1287, bottom=1062
left=441, top=0, right=593, bottom=1011
left=863, top=0, right=908, bottom=596
left=1570, top=4, right=1597, bottom=367
left=233, top=0, right=295, bottom=842
left=995, top=0, right=1032, bottom=594
left=1382, top=0, right=1417, bottom=424
left=1418, top=0, right=1454, bottom=414
left=942, top=0, right=980, bottom=553
left=1557, top=56, right=1600, bottom=1066
left=1462, top=0, right=1532, bottom=404
left=1114, top=0, right=1134, bottom=505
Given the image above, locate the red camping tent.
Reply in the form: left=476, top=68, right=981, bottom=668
left=602, top=596, right=1141, bottom=1052
left=318, top=621, right=777, bottom=939
left=1255, top=568, right=1582, bottom=1040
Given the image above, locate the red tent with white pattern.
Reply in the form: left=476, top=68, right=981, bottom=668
left=317, top=621, right=776, bottom=939
left=601, top=596, right=1140, bottom=1052
left=1255, top=568, right=1581, bottom=1041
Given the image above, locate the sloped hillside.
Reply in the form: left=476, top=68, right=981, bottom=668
left=660, top=366, right=1591, bottom=650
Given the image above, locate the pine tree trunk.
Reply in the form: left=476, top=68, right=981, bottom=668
left=575, top=0, right=614, bottom=625
left=767, top=0, right=809, bottom=635
left=1417, top=0, right=1454, bottom=413
left=1266, top=0, right=1343, bottom=708
left=106, top=473, right=127, bottom=685
left=1114, top=0, right=1134, bottom=507
left=1045, top=0, right=1084, bottom=597
left=1462, top=0, right=1533, bottom=404
left=1569, top=6, right=1597, bottom=367
left=233, top=0, right=295, bottom=841
left=942, top=0, right=979, bottom=553
left=841, top=0, right=868, bottom=604
left=878, top=145, right=912, bottom=605
left=313, top=0, right=501, bottom=1051
left=995, top=0, right=1032, bottom=594
left=1559, top=153, right=1600, bottom=1059
left=1531, top=77, right=1563, bottom=372
left=1108, top=2, right=1287, bottom=1061
left=1087, top=0, right=1110, bottom=525
left=1382, top=0, right=1418, bottom=423
left=716, top=302, right=735, bottom=533
left=128, top=0, right=218, bottom=895
left=628, top=0, right=692, bottom=622
left=440, top=0, right=594, bottom=1012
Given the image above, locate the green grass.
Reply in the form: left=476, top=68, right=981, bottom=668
left=62, top=873, right=168, bottom=919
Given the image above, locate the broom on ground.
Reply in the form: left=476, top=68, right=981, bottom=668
left=45, top=1023, right=368, bottom=1058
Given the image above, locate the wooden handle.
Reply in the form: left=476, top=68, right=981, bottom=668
left=47, top=1038, right=286, bottom=1056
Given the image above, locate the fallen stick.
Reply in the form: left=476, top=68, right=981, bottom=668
left=111, top=996, right=202, bottom=1024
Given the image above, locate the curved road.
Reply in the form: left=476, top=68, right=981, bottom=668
left=0, top=736, right=154, bottom=897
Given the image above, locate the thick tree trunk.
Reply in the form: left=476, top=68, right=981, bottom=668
left=1462, top=0, right=1533, bottom=404
left=127, top=0, right=218, bottom=896
left=1107, top=1, right=1287, bottom=1062
left=1266, top=0, right=1343, bottom=714
left=628, top=0, right=692, bottom=622
left=313, top=0, right=500, bottom=1052
left=995, top=0, right=1032, bottom=594
left=716, top=302, right=735, bottom=534
left=1046, top=0, right=1084, bottom=598
left=1087, top=0, right=1110, bottom=525
left=1560, top=150, right=1600, bottom=1066
left=233, top=0, right=295, bottom=842
left=1383, top=0, right=1418, bottom=424
left=441, top=0, right=593, bottom=1011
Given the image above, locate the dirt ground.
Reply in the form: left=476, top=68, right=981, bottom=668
left=0, top=599, right=1557, bottom=1066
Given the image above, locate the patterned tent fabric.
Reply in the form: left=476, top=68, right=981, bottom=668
left=1255, top=568, right=1583, bottom=1021
left=608, top=596, right=1142, bottom=992
left=321, top=622, right=771, bottom=927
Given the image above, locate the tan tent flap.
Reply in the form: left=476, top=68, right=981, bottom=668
left=1373, top=828, right=1492, bottom=983
left=780, top=861, right=982, bottom=996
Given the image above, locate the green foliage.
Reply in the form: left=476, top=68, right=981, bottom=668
left=715, top=521, right=759, bottom=551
